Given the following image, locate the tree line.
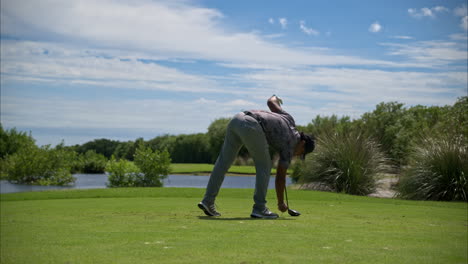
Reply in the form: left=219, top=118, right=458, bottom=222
left=66, top=96, right=467, bottom=167
left=1, top=97, right=466, bottom=191
left=66, top=118, right=232, bottom=164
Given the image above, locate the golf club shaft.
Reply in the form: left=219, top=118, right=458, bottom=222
left=284, top=185, right=289, bottom=208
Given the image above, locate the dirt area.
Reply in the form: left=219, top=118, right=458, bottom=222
left=294, top=174, right=399, bottom=199
left=368, top=176, right=398, bottom=198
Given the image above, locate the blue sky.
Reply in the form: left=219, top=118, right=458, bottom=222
left=1, top=0, right=467, bottom=146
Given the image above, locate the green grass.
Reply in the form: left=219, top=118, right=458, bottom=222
left=170, top=163, right=292, bottom=175
left=1, top=188, right=467, bottom=264
left=171, top=163, right=260, bottom=175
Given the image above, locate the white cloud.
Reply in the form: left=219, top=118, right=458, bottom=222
left=369, top=22, right=382, bottom=33
left=0, top=0, right=466, bottom=146
left=4, top=64, right=465, bottom=143
left=461, top=16, right=468, bottom=31
left=408, top=8, right=417, bottom=17
left=237, top=67, right=466, bottom=111
left=300, top=21, right=319, bottom=36
left=279, top=18, right=288, bottom=29
left=450, top=33, right=468, bottom=40
left=421, top=7, right=434, bottom=17
left=454, top=4, right=467, bottom=17
left=1, top=95, right=262, bottom=138
left=453, top=4, right=468, bottom=31
left=392, top=35, right=414, bottom=40
left=0, top=1, right=408, bottom=68
left=0, top=40, right=221, bottom=93
left=433, top=6, right=449, bottom=13
left=381, top=40, right=468, bottom=66
left=408, top=6, right=449, bottom=18
left=268, top=18, right=274, bottom=24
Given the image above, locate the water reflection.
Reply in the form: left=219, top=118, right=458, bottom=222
left=0, top=174, right=292, bottom=194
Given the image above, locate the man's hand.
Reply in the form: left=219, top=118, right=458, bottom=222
left=275, top=163, right=288, bottom=212
left=278, top=202, right=288, bottom=212
left=273, top=95, right=283, bottom=105
left=267, top=95, right=283, bottom=113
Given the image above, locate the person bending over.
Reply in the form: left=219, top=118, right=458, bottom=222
left=198, top=95, right=315, bottom=219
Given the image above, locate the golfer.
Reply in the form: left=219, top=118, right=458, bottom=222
left=198, top=95, right=315, bottom=219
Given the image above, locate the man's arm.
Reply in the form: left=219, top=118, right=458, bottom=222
left=275, top=163, right=288, bottom=212
left=267, top=95, right=283, bottom=114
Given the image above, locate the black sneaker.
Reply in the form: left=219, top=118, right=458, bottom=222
left=198, top=202, right=221, bottom=217
left=250, top=208, right=279, bottom=219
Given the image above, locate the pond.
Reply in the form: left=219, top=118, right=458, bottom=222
left=0, top=174, right=293, bottom=194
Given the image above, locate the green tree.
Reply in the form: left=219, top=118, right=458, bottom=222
left=206, top=118, right=231, bottom=162
left=359, top=102, right=408, bottom=164
left=112, top=141, right=135, bottom=160
left=437, top=96, right=467, bottom=138
left=298, top=115, right=352, bottom=137
left=147, top=134, right=176, bottom=155
left=170, top=133, right=211, bottom=163
left=0, top=125, right=36, bottom=159
left=111, top=138, right=144, bottom=161
left=78, top=150, right=108, bottom=173
left=74, top=138, right=121, bottom=159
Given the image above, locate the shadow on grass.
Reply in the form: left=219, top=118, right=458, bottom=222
left=198, top=216, right=295, bottom=221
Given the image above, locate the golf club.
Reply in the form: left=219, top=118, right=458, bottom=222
left=284, top=186, right=301, bottom=216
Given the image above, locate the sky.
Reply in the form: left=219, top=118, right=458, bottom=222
left=1, top=0, right=467, bottom=146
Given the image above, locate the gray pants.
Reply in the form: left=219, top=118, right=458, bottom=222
left=202, top=112, right=272, bottom=211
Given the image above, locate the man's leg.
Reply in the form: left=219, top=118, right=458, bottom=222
left=237, top=116, right=272, bottom=212
left=202, top=114, right=243, bottom=206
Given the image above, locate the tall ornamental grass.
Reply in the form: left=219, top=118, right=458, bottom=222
left=398, top=135, right=467, bottom=201
left=294, top=132, right=388, bottom=195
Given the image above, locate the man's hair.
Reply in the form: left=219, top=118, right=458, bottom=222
left=300, top=132, right=315, bottom=159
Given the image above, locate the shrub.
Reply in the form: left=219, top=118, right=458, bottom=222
left=133, top=144, right=171, bottom=187
left=106, top=144, right=171, bottom=187
left=2, top=144, right=76, bottom=186
left=398, top=135, right=467, bottom=201
left=294, top=132, right=388, bottom=195
left=106, top=157, right=141, bottom=187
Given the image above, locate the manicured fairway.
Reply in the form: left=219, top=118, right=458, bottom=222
left=1, top=188, right=467, bottom=264
left=171, top=163, right=258, bottom=175
left=170, top=163, right=287, bottom=175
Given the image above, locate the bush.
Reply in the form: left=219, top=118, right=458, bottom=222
left=2, top=144, right=76, bottom=186
left=398, top=135, right=467, bottom=201
left=294, top=132, right=388, bottom=195
left=106, top=144, right=171, bottom=187
left=106, top=157, right=141, bottom=187
left=133, top=144, right=171, bottom=187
